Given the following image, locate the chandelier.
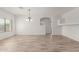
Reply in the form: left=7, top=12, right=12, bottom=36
left=26, top=9, right=32, bottom=21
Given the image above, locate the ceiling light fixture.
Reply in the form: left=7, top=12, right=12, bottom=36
left=26, top=9, right=32, bottom=22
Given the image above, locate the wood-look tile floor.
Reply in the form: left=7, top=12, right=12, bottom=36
left=0, top=35, right=79, bottom=52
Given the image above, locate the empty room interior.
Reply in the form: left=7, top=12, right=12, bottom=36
left=0, top=7, right=79, bottom=52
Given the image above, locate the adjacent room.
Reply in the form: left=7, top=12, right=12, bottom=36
left=0, top=7, right=79, bottom=52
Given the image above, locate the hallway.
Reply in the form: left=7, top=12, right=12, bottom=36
left=0, top=35, right=79, bottom=52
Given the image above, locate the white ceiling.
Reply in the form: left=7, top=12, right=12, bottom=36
left=0, top=7, right=76, bottom=16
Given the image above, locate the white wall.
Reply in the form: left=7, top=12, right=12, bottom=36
left=15, top=14, right=62, bottom=35
left=0, top=9, right=15, bottom=40
left=62, top=8, right=79, bottom=41
left=15, top=15, right=46, bottom=35
left=52, top=16, right=62, bottom=35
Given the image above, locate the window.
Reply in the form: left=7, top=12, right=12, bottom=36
left=0, top=18, right=5, bottom=32
left=0, top=18, right=12, bottom=32
left=5, top=19, right=12, bottom=32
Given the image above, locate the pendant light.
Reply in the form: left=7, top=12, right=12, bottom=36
left=26, top=9, right=32, bottom=21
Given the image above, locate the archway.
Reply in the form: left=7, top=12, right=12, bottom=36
left=40, top=17, right=52, bottom=35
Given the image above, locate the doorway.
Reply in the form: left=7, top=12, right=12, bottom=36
left=40, top=17, right=52, bottom=35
